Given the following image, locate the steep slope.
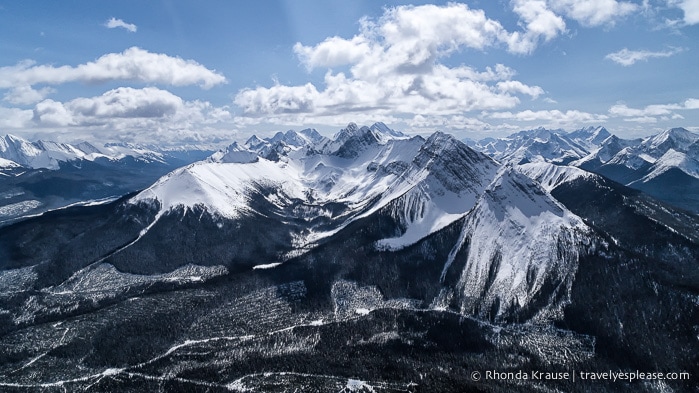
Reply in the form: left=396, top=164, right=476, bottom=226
left=0, top=135, right=215, bottom=226
left=567, top=125, right=611, bottom=149
left=434, top=167, right=591, bottom=323
left=1, top=125, right=698, bottom=393
left=375, top=132, right=499, bottom=249
left=475, top=127, right=590, bottom=165
left=640, top=127, right=698, bottom=155
left=627, top=150, right=699, bottom=213
left=585, top=128, right=699, bottom=212
left=517, top=162, right=594, bottom=192
left=572, top=134, right=643, bottom=171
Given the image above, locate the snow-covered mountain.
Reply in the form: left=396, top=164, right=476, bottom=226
left=567, top=125, right=612, bottom=149
left=469, top=126, right=699, bottom=213
left=0, top=134, right=103, bottom=170
left=0, top=134, right=216, bottom=226
left=127, top=124, right=603, bottom=323
left=133, top=124, right=497, bottom=252
left=472, top=127, right=591, bottom=165
left=578, top=128, right=699, bottom=212
left=433, top=166, right=590, bottom=322
left=0, top=134, right=217, bottom=170
left=1, top=123, right=697, bottom=392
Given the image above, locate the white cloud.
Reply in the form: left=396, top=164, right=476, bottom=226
left=0, top=106, right=33, bottom=128
left=235, top=4, right=548, bottom=127
left=407, top=114, right=492, bottom=131
left=508, top=0, right=567, bottom=54
left=105, top=17, right=137, bottom=33
left=33, top=99, right=75, bottom=127
left=0, top=47, right=226, bottom=90
left=67, top=87, right=183, bottom=119
left=624, top=116, right=658, bottom=123
left=235, top=83, right=320, bottom=115
left=668, top=0, right=699, bottom=24
left=30, top=87, right=231, bottom=138
left=488, top=109, right=609, bottom=124
left=3, top=85, right=55, bottom=105
left=548, top=0, right=638, bottom=26
left=609, top=98, right=699, bottom=122
left=605, top=47, right=684, bottom=66
left=293, top=36, right=371, bottom=70
left=496, top=80, right=545, bottom=98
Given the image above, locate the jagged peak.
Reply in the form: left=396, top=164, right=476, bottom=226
left=299, top=128, right=324, bottom=143
left=209, top=141, right=259, bottom=164
left=569, top=125, right=611, bottom=145
left=333, top=122, right=361, bottom=141
left=245, top=134, right=264, bottom=145
left=419, top=132, right=489, bottom=162
left=369, top=122, right=406, bottom=138
left=2, top=133, right=31, bottom=143
left=642, top=127, right=698, bottom=155
left=511, top=127, right=564, bottom=140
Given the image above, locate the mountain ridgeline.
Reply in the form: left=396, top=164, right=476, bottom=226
left=0, top=134, right=215, bottom=226
left=0, top=123, right=697, bottom=392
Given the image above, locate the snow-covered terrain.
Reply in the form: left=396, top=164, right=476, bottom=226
left=132, top=123, right=498, bottom=250
left=0, top=134, right=216, bottom=170
left=435, top=167, right=590, bottom=321
left=1, top=123, right=697, bottom=393
left=468, top=126, right=699, bottom=213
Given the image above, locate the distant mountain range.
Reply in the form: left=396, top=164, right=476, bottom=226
left=0, top=122, right=696, bottom=392
left=0, top=134, right=215, bottom=225
left=467, top=126, right=699, bottom=213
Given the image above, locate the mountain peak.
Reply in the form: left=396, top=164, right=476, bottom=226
left=332, top=125, right=382, bottom=159
left=210, top=142, right=259, bottom=164
left=369, top=122, right=406, bottom=138
left=244, top=135, right=265, bottom=148
left=299, top=128, right=324, bottom=143
left=643, top=127, right=698, bottom=155
left=333, top=122, right=361, bottom=140
left=569, top=126, right=611, bottom=146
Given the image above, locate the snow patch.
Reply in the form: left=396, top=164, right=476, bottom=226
left=252, top=262, right=282, bottom=270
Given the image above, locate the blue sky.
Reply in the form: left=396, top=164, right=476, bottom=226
left=0, top=0, right=697, bottom=145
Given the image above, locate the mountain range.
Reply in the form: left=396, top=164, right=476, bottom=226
left=0, top=134, right=215, bottom=226
left=0, top=123, right=697, bottom=392
left=468, top=126, right=699, bottom=213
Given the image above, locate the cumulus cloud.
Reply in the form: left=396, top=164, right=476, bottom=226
left=507, top=0, right=638, bottom=52
left=3, top=85, right=55, bottom=105
left=235, top=3, right=550, bottom=128
left=488, top=109, right=609, bottom=124
left=508, top=0, right=567, bottom=54
left=31, top=87, right=231, bottom=134
left=609, top=98, right=699, bottom=118
left=669, top=0, right=699, bottom=24
left=0, top=106, right=33, bottom=128
left=105, top=17, right=137, bottom=33
left=0, top=47, right=226, bottom=90
left=549, top=0, right=638, bottom=26
left=605, top=47, right=685, bottom=66
left=234, top=2, right=649, bottom=131
left=293, top=36, right=371, bottom=70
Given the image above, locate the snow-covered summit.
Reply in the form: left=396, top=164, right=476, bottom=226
left=0, top=134, right=216, bottom=170
left=473, top=127, right=588, bottom=165
left=639, top=148, right=699, bottom=181
left=435, top=165, right=590, bottom=321
left=641, top=127, right=698, bottom=154
left=131, top=125, right=503, bottom=250
left=209, top=142, right=259, bottom=164
left=0, top=134, right=106, bottom=169
left=567, top=126, right=611, bottom=148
